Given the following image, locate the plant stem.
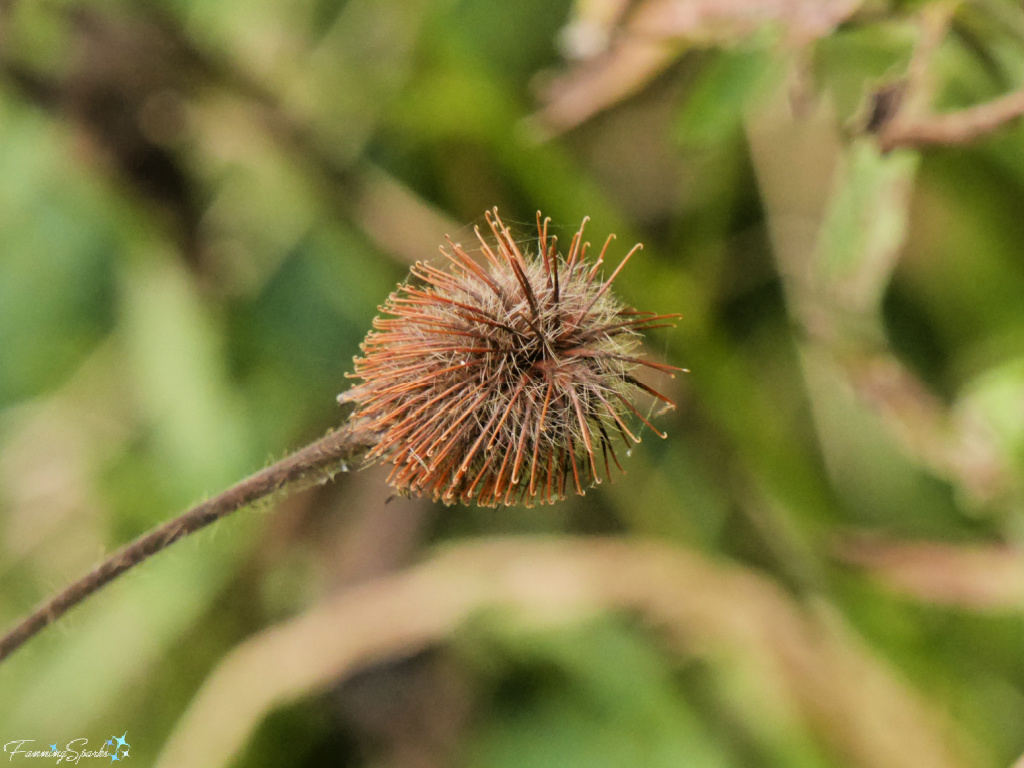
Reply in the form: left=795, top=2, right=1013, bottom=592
left=881, top=87, right=1024, bottom=150
left=0, top=421, right=378, bottom=663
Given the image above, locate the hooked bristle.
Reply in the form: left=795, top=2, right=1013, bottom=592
left=344, top=208, right=681, bottom=507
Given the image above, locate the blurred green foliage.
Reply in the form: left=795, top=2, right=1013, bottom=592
left=4, top=0, right=1024, bottom=766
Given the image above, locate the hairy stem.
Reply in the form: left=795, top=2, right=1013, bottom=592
left=0, top=421, right=378, bottom=663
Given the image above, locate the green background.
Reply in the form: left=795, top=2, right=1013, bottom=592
left=3, top=1, right=1024, bottom=766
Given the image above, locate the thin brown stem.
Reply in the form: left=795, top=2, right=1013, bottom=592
left=873, top=2, right=1024, bottom=151
left=881, top=87, right=1024, bottom=150
left=0, top=421, right=378, bottom=663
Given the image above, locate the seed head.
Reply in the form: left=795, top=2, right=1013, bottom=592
left=342, top=209, right=681, bottom=507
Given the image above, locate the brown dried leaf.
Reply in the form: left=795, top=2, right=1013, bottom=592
left=535, top=0, right=863, bottom=134
left=628, top=0, right=862, bottom=46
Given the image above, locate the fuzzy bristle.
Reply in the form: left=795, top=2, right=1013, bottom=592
left=343, top=208, right=681, bottom=507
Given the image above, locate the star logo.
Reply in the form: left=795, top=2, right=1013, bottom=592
left=106, top=734, right=130, bottom=762
left=50, top=745, right=57, bottom=752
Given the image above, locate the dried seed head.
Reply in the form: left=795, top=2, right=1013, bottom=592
left=342, top=209, right=681, bottom=507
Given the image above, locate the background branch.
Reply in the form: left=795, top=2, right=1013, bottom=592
left=875, top=3, right=1024, bottom=150
left=880, top=87, right=1024, bottom=150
